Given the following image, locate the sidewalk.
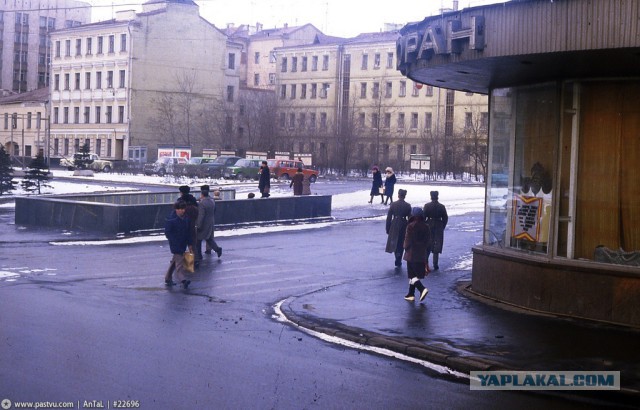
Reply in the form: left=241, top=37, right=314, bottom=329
left=280, top=270, right=640, bottom=404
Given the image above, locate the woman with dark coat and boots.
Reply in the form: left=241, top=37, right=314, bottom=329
left=402, top=207, right=431, bottom=302
left=385, top=189, right=411, bottom=267
left=383, top=167, right=397, bottom=205
left=368, top=166, right=384, bottom=204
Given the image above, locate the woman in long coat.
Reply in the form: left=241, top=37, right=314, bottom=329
left=403, top=207, right=431, bottom=302
left=368, top=166, right=384, bottom=204
left=385, top=189, right=411, bottom=267
left=258, top=161, right=271, bottom=198
left=290, top=167, right=304, bottom=195
left=383, top=167, right=397, bottom=205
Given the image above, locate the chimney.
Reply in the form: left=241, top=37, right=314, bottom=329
left=453, top=0, right=459, bottom=11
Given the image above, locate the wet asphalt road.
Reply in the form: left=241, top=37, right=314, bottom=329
left=0, top=180, right=602, bottom=409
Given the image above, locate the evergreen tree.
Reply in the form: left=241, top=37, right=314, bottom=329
left=74, top=141, right=92, bottom=169
left=0, top=145, right=16, bottom=195
left=21, top=152, right=52, bottom=194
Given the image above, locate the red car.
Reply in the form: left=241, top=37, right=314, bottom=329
left=267, top=159, right=318, bottom=183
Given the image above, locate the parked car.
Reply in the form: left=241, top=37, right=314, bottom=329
left=223, top=158, right=262, bottom=181
left=200, top=156, right=242, bottom=178
left=143, top=156, right=188, bottom=176
left=178, top=157, right=216, bottom=177
left=60, top=153, right=113, bottom=172
left=267, top=159, right=318, bottom=183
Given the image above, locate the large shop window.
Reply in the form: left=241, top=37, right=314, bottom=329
left=485, top=84, right=557, bottom=254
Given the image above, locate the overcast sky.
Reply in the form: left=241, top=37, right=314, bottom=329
left=89, top=0, right=503, bottom=38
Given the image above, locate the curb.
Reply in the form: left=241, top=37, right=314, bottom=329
left=279, top=297, right=508, bottom=375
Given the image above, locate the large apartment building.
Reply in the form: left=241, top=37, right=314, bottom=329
left=274, top=31, right=488, bottom=173
left=0, top=0, right=90, bottom=94
left=49, top=0, right=240, bottom=162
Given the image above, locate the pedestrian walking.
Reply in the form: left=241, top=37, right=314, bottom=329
left=383, top=167, right=397, bottom=205
left=178, top=185, right=199, bottom=266
left=164, top=200, right=193, bottom=290
left=423, top=190, right=448, bottom=270
left=385, top=189, right=411, bottom=267
left=195, top=185, right=222, bottom=264
left=368, top=166, right=384, bottom=204
left=259, top=160, right=271, bottom=198
left=403, top=207, right=431, bottom=302
left=290, top=167, right=304, bottom=195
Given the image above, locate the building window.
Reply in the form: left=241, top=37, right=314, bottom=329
left=96, top=72, right=102, bottom=89
left=372, top=113, right=379, bottom=129
left=425, top=85, right=434, bottom=96
left=360, top=83, right=367, bottom=99
left=228, top=53, right=236, bottom=69
left=253, top=73, right=260, bottom=86
left=280, top=85, right=286, bottom=99
left=481, top=112, right=489, bottom=131
left=398, top=113, right=405, bottom=129
left=412, top=82, right=420, bottom=96
left=74, top=107, right=79, bottom=123
left=291, top=56, right=297, bottom=72
left=84, top=107, right=90, bottom=123
left=359, top=113, right=365, bottom=127
left=374, top=53, right=381, bottom=69
left=387, top=52, right=394, bottom=68
left=36, top=112, right=41, bottom=129
left=118, top=106, right=125, bottom=123
left=384, top=113, right=391, bottom=128
left=424, top=112, right=432, bottom=131
left=75, top=39, right=82, bottom=56
left=312, top=56, right=318, bottom=71
left=119, top=70, right=125, bottom=88
left=309, top=113, right=316, bottom=129
left=289, top=113, right=295, bottom=129
left=120, top=33, right=127, bottom=52
left=108, top=35, right=115, bottom=53
left=96, top=139, right=102, bottom=156
left=411, top=113, right=418, bottom=129
left=106, top=71, right=113, bottom=88
left=361, top=54, right=368, bottom=70
left=290, top=84, right=296, bottom=99
left=55, top=41, right=61, bottom=58
left=322, top=55, right=329, bottom=70
left=399, top=81, right=406, bottom=97
left=269, top=51, right=277, bottom=63
left=465, top=112, right=473, bottom=130
left=54, top=74, right=60, bottom=91
left=63, top=107, right=69, bottom=124
left=75, top=73, right=80, bottom=89
left=53, top=108, right=59, bottom=124
left=26, top=112, right=32, bottom=129
left=311, top=83, right=317, bottom=99
left=301, top=84, right=307, bottom=99
left=321, top=83, right=329, bottom=99
left=106, top=106, right=112, bottom=123
left=254, top=52, right=260, bottom=64
left=86, top=38, right=92, bottom=55
left=372, top=82, right=380, bottom=99
left=95, top=106, right=101, bottom=123
left=65, top=40, right=71, bottom=57
left=85, top=72, right=91, bottom=90
left=64, top=74, right=70, bottom=90
left=281, top=57, right=287, bottom=72
left=97, top=36, right=103, bottom=54
left=320, top=113, right=327, bottom=129
left=227, top=85, right=234, bottom=102
left=385, top=82, right=392, bottom=98
left=268, top=73, right=276, bottom=85
left=301, top=56, right=307, bottom=71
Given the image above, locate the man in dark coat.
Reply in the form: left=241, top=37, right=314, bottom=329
left=164, top=200, right=192, bottom=289
left=423, top=190, right=448, bottom=270
left=258, top=161, right=271, bottom=198
left=178, top=185, right=199, bottom=265
left=195, top=185, right=222, bottom=263
left=403, top=207, right=431, bottom=302
left=385, top=189, right=411, bottom=267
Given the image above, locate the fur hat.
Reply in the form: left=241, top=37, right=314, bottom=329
left=411, top=207, right=424, bottom=218
left=179, top=185, right=190, bottom=194
left=430, top=190, right=439, bottom=200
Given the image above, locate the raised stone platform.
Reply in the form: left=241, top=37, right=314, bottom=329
left=14, top=191, right=332, bottom=235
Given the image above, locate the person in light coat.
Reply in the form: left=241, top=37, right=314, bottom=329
left=195, top=185, right=222, bottom=263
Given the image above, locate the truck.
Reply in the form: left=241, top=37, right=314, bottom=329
left=61, top=153, right=113, bottom=172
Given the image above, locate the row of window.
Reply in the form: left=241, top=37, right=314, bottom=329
left=278, top=52, right=395, bottom=73
left=280, top=83, right=331, bottom=99
left=53, top=70, right=126, bottom=91
left=54, top=34, right=127, bottom=58
left=53, top=137, right=112, bottom=158
left=52, top=105, right=126, bottom=125
left=278, top=81, right=437, bottom=100
left=3, top=112, right=44, bottom=130
left=277, top=111, right=435, bottom=131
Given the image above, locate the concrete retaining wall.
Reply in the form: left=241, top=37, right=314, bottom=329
left=14, top=191, right=332, bottom=235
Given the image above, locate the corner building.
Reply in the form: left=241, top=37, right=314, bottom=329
left=397, top=0, right=640, bottom=327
